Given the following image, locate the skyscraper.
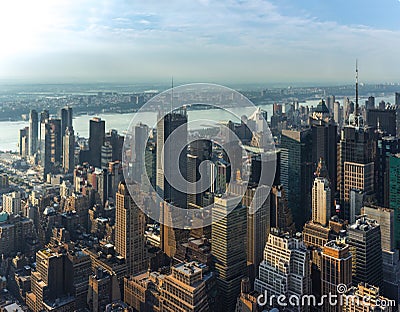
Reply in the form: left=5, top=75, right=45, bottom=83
left=310, top=111, right=338, bottom=196
left=159, top=262, right=212, bottom=311
left=26, top=249, right=76, bottom=312
left=63, top=127, right=75, bottom=173
left=49, top=118, right=62, bottom=164
left=101, top=142, right=113, bottom=169
left=2, top=191, right=21, bottom=215
left=87, top=268, right=120, bottom=312
left=333, top=101, right=341, bottom=126
left=29, top=109, right=38, bottom=156
left=231, top=182, right=271, bottom=281
left=343, top=161, right=374, bottom=214
left=105, top=129, right=124, bottom=162
left=365, top=96, right=375, bottom=110
left=326, top=95, right=336, bottom=113
left=108, top=161, right=123, bottom=201
left=254, top=229, right=311, bottom=312
left=312, top=159, right=331, bottom=226
left=389, top=153, right=400, bottom=248
left=187, top=139, right=212, bottom=208
left=133, top=123, right=149, bottom=182
left=270, top=184, right=295, bottom=234
left=381, top=249, right=400, bottom=306
left=115, top=181, right=147, bottom=275
left=321, top=240, right=352, bottom=312
left=362, top=205, right=394, bottom=252
left=39, top=120, right=52, bottom=178
left=302, top=220, right=331, bottom=300
left=349, top=189, right=364, bottom=224
left=211, top=196, right=247, bottom=312
left=376, top=136, right=400, bottom=207
left=235, top=277, right=261, bottom=312
left=210, top=158, right=230, bottom=194
left=342, top=283, right=394, bottom=312
left=280, top=129, right=313, bottom=229
left=19, top=126, right=29, bottom=158
left=367, top=106, right=397, bottom=136
left=144, top=140, right=156, bottom=190
left=156, top=108, right=188, bottom=208
left=60, top=106, right=73, bottom=136
left=338, top=125, right=375, bottom=219
left=347, top=216, right=382, bottom=288
left=343, top=97, right=351, bottom=122
left=89, top=117, right=105, bottom=168
left=156, top=109, right=188, bottom=257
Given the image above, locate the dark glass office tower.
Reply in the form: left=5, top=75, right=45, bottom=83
left=347, top=217, right=383, bottom=288
left=311, top=118, right=338, bottom=196
left=187, top=139, right=212, bottom=208
left=365, top=96, right=375, bottom=110
left=29, top=109, right=38, bottom=156
left=60, top=106, right=73, bottom=135
left=105, top=129, right=124, bottom=162
left=156, top=108, right=188, bottom=208
left=280, top=129, right=313, bottom=229
left=389, top=154, right=400, bottom=248
left=89, top=117, right=105, bottom=168
left=19, top=127, right=29, bottom=157
left=376, top=136, right=400, bottom=207
left=133, top=123, right=149, bottom=182
left=156, top=108, right=188, bottom=258
left=145, top=140, right=156, bottom=189
left=40, top=110, right=49, bottom=123
left=338, top=125, right=375, bottom=219
left=367, top=106, right=397, bottom=136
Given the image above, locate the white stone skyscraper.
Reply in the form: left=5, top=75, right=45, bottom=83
left=312, top=177, right=331, bottom=226
left=254, top=229, right=311, bottom=311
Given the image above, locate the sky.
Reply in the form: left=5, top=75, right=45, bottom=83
left=0, top=0, right=399, bottom=85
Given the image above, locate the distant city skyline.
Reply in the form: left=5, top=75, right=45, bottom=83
left=0, top=0, right=399, bottom=84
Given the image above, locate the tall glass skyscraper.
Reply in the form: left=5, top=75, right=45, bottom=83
left=29, top=109, right=38, bottom=156
left=389, top=154, right=400, bottom=248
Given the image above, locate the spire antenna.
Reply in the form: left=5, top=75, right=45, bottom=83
left=355, top=59, right=359, bottom=114
left=171, top=76, right=174, bottom=113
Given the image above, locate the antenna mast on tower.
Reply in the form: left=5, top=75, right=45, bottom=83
left=355, top=59, right=359, bottom=114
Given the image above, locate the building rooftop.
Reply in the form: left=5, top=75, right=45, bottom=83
left=105, top=300, right=130, bottom=312
left=315, top=99, right=330, bottom=114
left=325, top=240, right=348, bottom=250
left=2, top=302, right=24, bottom=312
left=0, top=212, right=8, bottom=223
left=349, top=216, right=379, bottom=231
left=43, top=295, right=75, bottom=310
left=174, top=261, right=205, bottom=276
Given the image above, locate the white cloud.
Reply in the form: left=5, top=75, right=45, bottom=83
left=0, top=0, right=399, bottom=83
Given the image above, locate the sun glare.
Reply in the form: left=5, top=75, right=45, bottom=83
left=0, top=0, right=65, bottom=58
